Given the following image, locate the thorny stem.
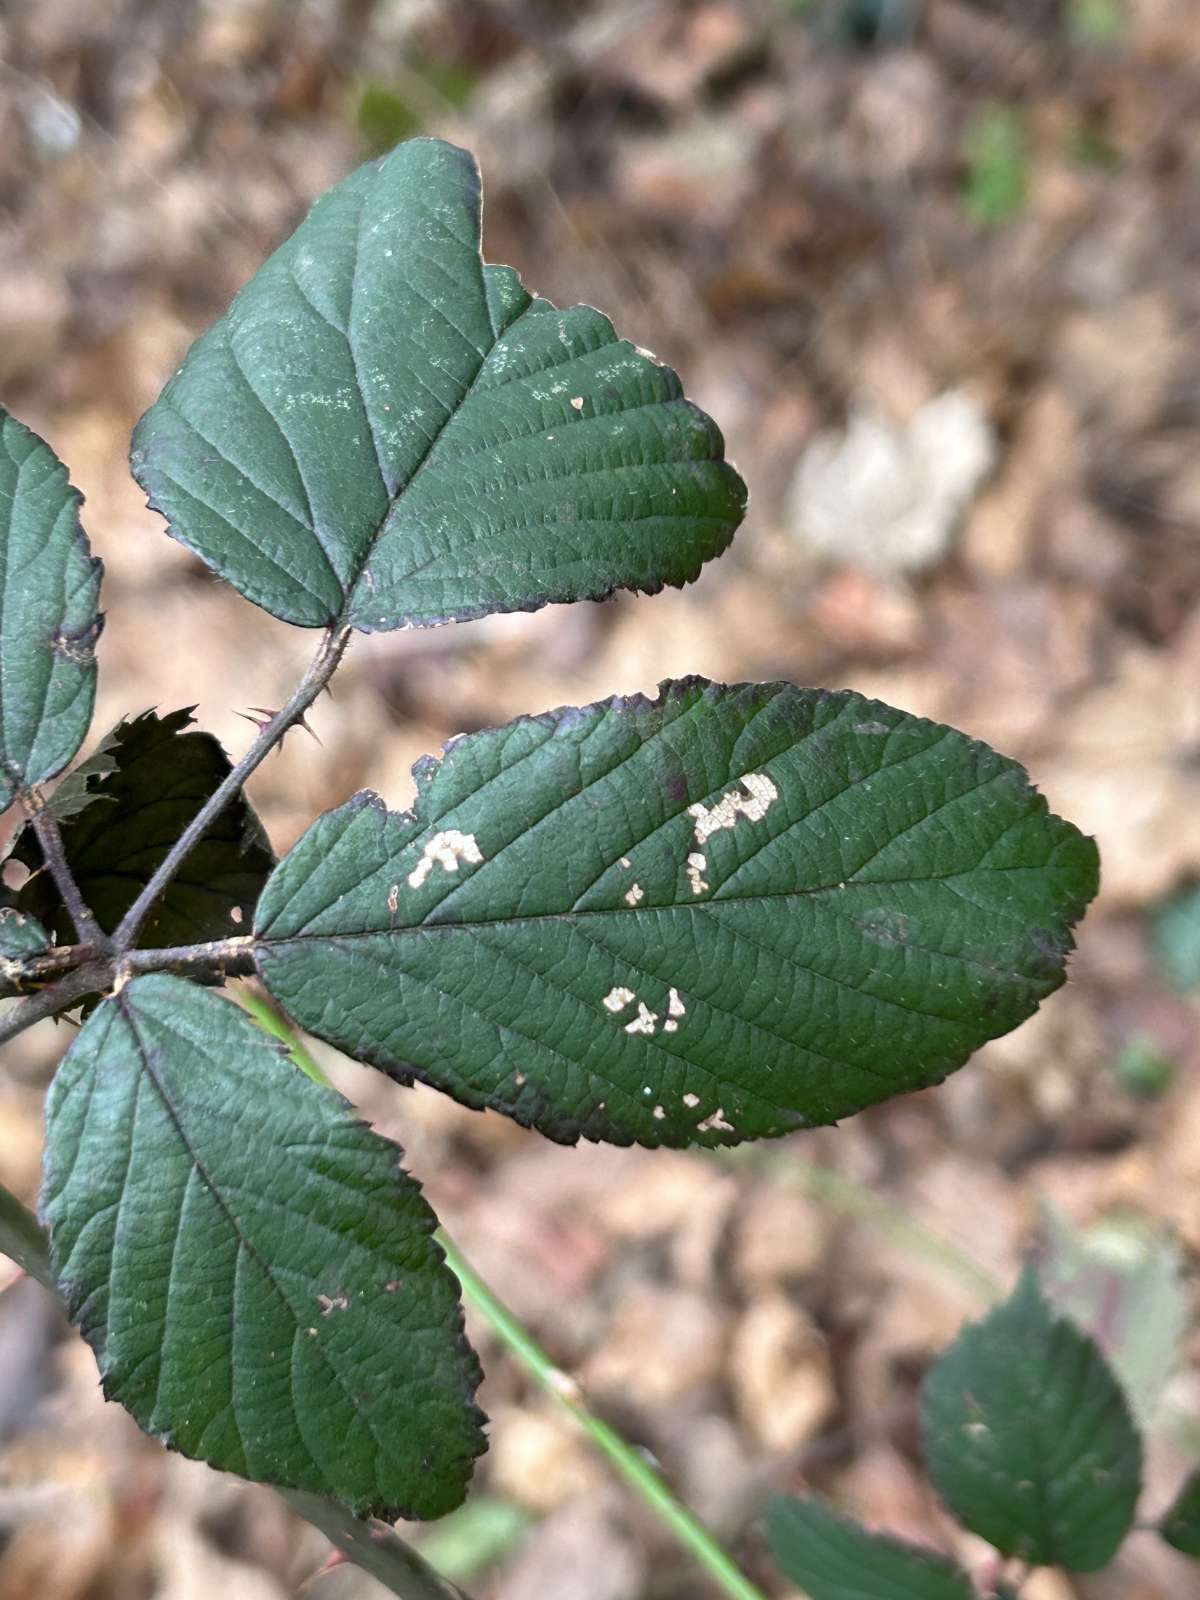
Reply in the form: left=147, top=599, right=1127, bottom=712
left=0, top=962, right=112, bottom=1047
left=110, top=625, right=350, bottom=953
left=21, top=799, right=107, bottom=949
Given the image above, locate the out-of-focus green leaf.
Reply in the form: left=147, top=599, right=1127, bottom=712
left=1152, top=883, right=1200, bottom=992
left=921, top=1263, right=1142, bottom=1570
left=1160, top=1467, right=1200, bottom=1558
left=963, top=106, right=1029, bottom=227
left=765, top=1496, right=974, bottom=1598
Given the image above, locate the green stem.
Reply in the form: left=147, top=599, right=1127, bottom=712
left=0, top=1180, right=53, bottom=1289
left=248, top=998, right=770, bottom=1600
left=436, top=1234, right=770, bottom=1600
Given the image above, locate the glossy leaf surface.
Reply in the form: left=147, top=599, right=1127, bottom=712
left=255, top=678, right=1098, bottom=1147
left=131, top=138, right=745, bottom=632
left=0, top=408, right=101, bottom=810
left=41, top=975, right=485, bottom=1519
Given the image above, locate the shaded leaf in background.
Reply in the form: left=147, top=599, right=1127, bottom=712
left=963, top=105, right=1029, bottom=226
left=14, top=708, right=274, bottom=948
left=0, top=407, right=102, bottom=812
left=1159, top=1467, right=1200, bottom=1558
left=1038, top=1203, right=1187, bottom=1426
left=921, top=1263, right=1142, bottom=1570
left=131, top=137, right=745, bottom=633
left=0, top=903, right=48, bottom=962
left=37, top=720, right=122, bottom=825
left=765, top=1495, right=974, bottom=1599
left=255, top=677, right=1098, bottom=1148
left=1152, top=882, right=1200, bottom=991
left=40, top=974, right=485, bottom=1519
left=356, top=63, right=477, bottom=156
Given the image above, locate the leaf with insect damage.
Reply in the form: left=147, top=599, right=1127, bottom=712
left=253, top=678, right=1098, bottom=1148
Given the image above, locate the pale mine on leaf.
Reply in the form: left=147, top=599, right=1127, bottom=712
left=406, top=829, right=484, bottom=890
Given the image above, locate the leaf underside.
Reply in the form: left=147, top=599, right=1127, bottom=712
left=921, top=1264, right=1142, bottom=1571
left=14, top=708, right=274, bottom=948
left=254, top=677, right=1099, bottom=1149
left=130, top=137, right=746, bottom=633
left=0, top=407, right=102, bottom=811
left=40, top=974, right=485, bottom=1520
left=765, top=1496, right=974, bottom=1600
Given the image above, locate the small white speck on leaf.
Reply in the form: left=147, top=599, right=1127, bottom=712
left=514, top=1070, right=527, bottom=1085
left=316, top=1293, right=350, bottom=1316
left=686, top=853, right=709, bottom=896
left=619, top=856, right=632, bottom=868
left=387, top=883, right=399, bottom=914
left=683, top=1092, right=700, bottom=1109
left=652, top=1105, right=665, bottom=1120
left=407, top=830, right=484, bottom=889
left=624, top=882, right=645, bottom=906
left=570, top=396, right=584, bottom=410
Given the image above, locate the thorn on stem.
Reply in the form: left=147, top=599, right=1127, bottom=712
left=234, top=708, right=323, bottom=747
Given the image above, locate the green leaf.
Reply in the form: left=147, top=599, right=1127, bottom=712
left=1152, top=882, right=1200, bottom=991
left=920, top=1263, right=1142, bottom=1570
left=14, top=708, right=273, bottom=947
left=253, top=678, right=1099, bottom=1148
left=0, top=407, right=102, bottom=811
left=0, top=902, right=48, bottom=961
left=40, top=973, right=485, bottom=1519
left=1160, top=1467, right=1200, bottom=1557
left=38, top=719, right=123, bottom=824
left=963, top=106, right=1029, bottom=227
left=765, top=1495, right=974, bottom=1599
left=130, top=137, right=745, bottom=633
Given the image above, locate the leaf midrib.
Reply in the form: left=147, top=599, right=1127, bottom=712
left=330, top=199, right=536, bottom=627
left=113, top=992, right=403, bottom=1500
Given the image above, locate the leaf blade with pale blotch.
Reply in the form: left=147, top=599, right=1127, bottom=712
left=40, top=974, right=485, bottom=1519
left=0, top=407, right=102, bottom=810
left=131, top=138, right=745, bottom=632
left=254, top=678, right=1098, bottom=1148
